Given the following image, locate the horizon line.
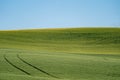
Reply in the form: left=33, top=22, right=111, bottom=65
left=0, top=26, right=120, bottom=31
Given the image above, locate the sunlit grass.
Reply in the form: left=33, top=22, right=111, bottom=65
left=0, top=28, right=120, bottom=80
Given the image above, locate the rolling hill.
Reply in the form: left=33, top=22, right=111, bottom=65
left=0, top=28, right=120, bottom=80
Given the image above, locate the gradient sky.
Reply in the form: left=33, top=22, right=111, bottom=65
left=0, top=0, right=120, bottom=30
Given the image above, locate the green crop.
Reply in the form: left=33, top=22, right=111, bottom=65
left=0, top=28, right=120, bottom=80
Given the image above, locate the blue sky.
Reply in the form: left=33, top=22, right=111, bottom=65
left=0, top=0, right=120, bottom=30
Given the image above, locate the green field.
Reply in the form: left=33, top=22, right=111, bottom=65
left=0, top=28, right=120, bottom=80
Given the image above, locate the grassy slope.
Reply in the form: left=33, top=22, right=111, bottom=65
left=0, top=28, right=120, bottom=80
left=0, top=28, right=120, bottom=54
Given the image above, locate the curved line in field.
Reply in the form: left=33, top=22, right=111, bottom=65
left=17, top=54, right=59, bottom=79
left=4, top=54, right=31, bottom=75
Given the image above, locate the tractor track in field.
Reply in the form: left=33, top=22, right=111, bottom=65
left=17, top=54, right=59, bottom=79
left=3, top=54, right=31, bottom=75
